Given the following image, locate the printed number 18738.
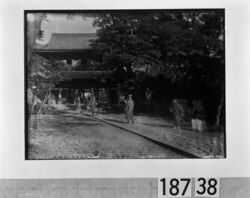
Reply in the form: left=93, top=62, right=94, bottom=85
left=158, top=178, right=220, bottom=198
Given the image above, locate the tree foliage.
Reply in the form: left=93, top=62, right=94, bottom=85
left=90, top=11, right=225, bottom=124
left=91, top=11, right=224, bottom=87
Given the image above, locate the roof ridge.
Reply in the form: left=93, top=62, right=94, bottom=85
left=37, top=33, right=97, bottom=50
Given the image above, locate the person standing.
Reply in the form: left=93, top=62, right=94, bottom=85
left=31, top=94, right=38, bottom=113
left=76, top=96, right=81, bottom=113
left=169, top=99, right=184, bottom=132
left=90, top=95, right=97, bottom=116
left=125, top=94, right=134, bottom=124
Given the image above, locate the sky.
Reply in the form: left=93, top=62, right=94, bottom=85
left=37, top=14, right=98, bottom=45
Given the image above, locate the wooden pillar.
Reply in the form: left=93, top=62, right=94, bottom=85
left=66, top=59, right=71, bottom=64
left=58, top=88, right=62, bottom=104
left=96, top=89, right=99, bottom=103
left=117, top=84, right=121, bottom=105
left=74, top=89, right=78, bottom=104
left=66, top=88, right=69, bottom=104
left=80, top=90, right=84, bottom=104
left=106, top=88, right=110, bottom=104
left=70, top=89, right=73, bottom=104
left=81, top=90, right=84, bottom=98
left=47, top=89, right=52, bottom=105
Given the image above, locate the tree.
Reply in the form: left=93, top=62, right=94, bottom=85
left=26, top=13, right=69, bottom=115
left=91, top=11, right=225, bottom=126
left=26, top=13, right=46, bottom=71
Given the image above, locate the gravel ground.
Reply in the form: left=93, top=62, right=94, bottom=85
left=28, top=111, right=186, bottom=159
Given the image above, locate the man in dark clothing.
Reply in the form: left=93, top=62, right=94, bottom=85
left=169, top=99, right=184, bottom=132
left=90, top=95, right=97, bottom=116
left=125, top=94, right=134, bottom=124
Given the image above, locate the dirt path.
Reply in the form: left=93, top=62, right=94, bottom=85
left=28, top=110, right=186, bottom=159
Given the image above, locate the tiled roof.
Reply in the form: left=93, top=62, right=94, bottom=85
left=35, top=33, right=97, bottom=50
left=59, top=71, right=113, bottom=80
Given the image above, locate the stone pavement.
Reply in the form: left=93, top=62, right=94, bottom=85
left=82, top=110, right=225, bottom=158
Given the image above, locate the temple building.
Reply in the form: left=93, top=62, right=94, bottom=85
left=33, top=33, right=120, bottom=105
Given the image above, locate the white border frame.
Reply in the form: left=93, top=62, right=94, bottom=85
left=0, top=0, right=250, bottom=179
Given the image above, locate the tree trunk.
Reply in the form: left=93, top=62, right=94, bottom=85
left=215, top=92, right=224, bottom=127
left=117, top=84, right=121, bottom=105
left=37, top=91, right=49, bottom=116
left=27, top=13, right=45, bottom=71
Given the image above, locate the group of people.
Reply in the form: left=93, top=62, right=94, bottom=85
left=76, top=94, right=97, bottom=116
left=76, top=91, right=185, bottom=132
left=123, top=95, right=184, bottom=132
